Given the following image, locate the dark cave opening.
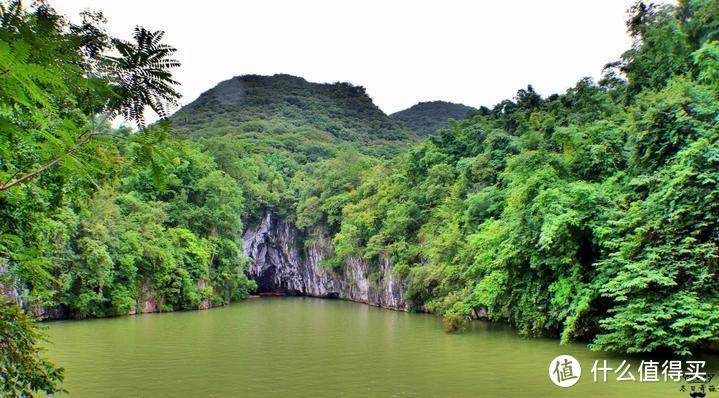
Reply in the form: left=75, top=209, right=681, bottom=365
left=253, top=266, right=279, bottom=293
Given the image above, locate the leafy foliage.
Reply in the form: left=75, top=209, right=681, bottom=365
left=171, top=74, right=419, bottom=158
left=295, top=0, right=719, bottom=355
left=108, top=27, right=181, bottom=127
left=0, top=298, right=64, bottom=397
left=0, top=2, right=234, bottom=395
left=2, top=5, right=719, bottom=397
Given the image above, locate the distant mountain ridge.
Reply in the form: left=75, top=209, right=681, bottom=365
left=391, top=101, right=476, bottom=136
left=170, top=74, right=418, bottom=147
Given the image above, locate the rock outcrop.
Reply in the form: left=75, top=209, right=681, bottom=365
left=2, top=212, right=408, bottom=321
left=242, top=212, right=408, bottom=310
left=1, top=260, right=69, bottom=320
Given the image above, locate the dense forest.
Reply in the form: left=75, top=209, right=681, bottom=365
left=171, top=74, right=419, bottom=158
left=390, top=100, right=476, bottom=136
left=1, top=0, right=718, bottom=396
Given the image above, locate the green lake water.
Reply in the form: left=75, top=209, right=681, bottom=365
left=44, top=297, right=718, bottom=397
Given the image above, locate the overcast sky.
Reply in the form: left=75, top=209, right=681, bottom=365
left=56, top=0, right=646, bottom=118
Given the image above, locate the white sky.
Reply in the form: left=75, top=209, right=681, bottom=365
left=56, top=0, right=644, bottom=119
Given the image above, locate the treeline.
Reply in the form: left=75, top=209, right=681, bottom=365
left=0, top=1, right=256, bottom=318
left=290, top=0, right=719, bottom=355
left=64, top=136, right=257, bottom=317
left=0, top=2, right=257, bottom=394
left=1, top=0, right=718, bottom=395
left=0, top=2, right=396, bottom=394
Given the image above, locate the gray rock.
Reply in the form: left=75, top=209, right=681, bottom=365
left=243, top=212, right=408, bottom=310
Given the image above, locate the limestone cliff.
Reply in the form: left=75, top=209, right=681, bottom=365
left=242, top=212, right=407, bottom=310
left=1, top=212, right=408, bottom=320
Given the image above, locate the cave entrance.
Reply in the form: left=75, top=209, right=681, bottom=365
left=251, top=266, right=301, bottom=296
left=253, top=266, right=280, bottom=293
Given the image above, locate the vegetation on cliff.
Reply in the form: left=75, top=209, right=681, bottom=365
left=0, top=2, right=255, bottom=395
left=1, top=0, right=719, bottom=395
left=304, top=0, right=719, bottom=355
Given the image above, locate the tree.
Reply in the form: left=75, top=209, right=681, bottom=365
left=0, top=2, right=181, bottom=395
left=0, top=3, right=180, bottom=191
left=0, top=299, right=64, bottom=397
left=108, top=27, right=180, bottom=128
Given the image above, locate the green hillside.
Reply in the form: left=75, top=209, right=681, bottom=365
left=171, top=74, right=418, bottom=157
left=2, top=2, right=719, bottom=394
left=391, top=100, right=475, bottom=136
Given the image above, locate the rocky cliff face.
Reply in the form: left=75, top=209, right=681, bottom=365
left=2, top=212, right=408, bottom=321
left=242, top=212, right=408, bottom=310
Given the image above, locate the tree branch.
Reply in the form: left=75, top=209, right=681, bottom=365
left=0, top=130, right=95, bottom=191
left=0, top=113, right=111, bottom=191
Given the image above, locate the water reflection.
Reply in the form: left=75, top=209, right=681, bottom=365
left=44, top=297, right=718, bottom=397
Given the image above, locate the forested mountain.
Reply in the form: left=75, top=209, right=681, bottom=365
left=390, top=100, right=475, bottom=136
left=2, top=0, right=719, bottom=395
left=171, top=74, right=418, bottom=157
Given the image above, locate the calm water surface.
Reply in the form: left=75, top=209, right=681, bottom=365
left=44, top=297, right=718, bottom=397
